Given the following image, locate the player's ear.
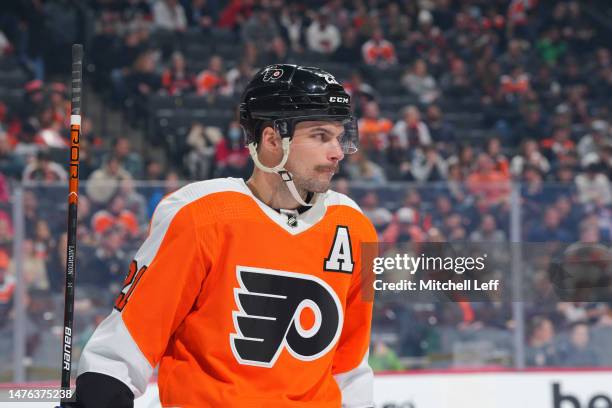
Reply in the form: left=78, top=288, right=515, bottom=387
left=260, top=126, right=281, bottom=153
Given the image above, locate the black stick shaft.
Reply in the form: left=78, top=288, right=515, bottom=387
left=60, top=43, right=83, bottom=406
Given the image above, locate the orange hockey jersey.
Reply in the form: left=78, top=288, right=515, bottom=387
left=78, top=177, right=377, bottom=407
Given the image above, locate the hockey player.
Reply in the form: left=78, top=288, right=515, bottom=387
left=74, top=64, right=378, bottom=407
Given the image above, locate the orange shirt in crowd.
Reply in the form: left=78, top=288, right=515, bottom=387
left=196, top=70, right=226, bottom=94
left=362, top=40, right=396, bottom=65
left=466, top=170, right=511, bottom=203
left=358, top=118, right=393, bottom=151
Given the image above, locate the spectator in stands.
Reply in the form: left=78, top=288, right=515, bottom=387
left=441, top=212, right=467, bottom=242
left=540, top=126, right=576, bottom=164
left=333, top=27, right=361, bottom=64
left=360, top=192, right=392, bottom=230
left=528, top=206, right=572, bottom=242
left=455, top=144, right=477, bottom=176
left=342, top=71, right=376, bottom=117
left=358, top=101, right=393, bottom=155
left=91, top=195, right=140, bottom=240
left=554, top=195, right=581, bottom=235
left=344, top=150, right=386, bottom=183
left=411, top=145, right=447, bottom=182
left=214, top=120, right=250, bottom=178
left=75, top=133, right=101, bottom=181
left=81, top=226, right=129, bottom=289
left=184, top=0, right=218, bottom=32
left=487, top=137, right=510, bottom=176
left=125, top=50, right=162, bottom=116
left=383, top=133, right=413, bottom=181
left=184, top=123, right=221, bottom=180
left=117, top=179, right=149, bottom=227
left=20, top=239, right=48, bottom=290
left=575, top=160, right=612, bottom=206
left=33, top=104, right=67, bottom=149
left=362, top=28, right=397, bottom=68
left=430, top=195, right=453, bottom=231
left=391, top=105, right=432, bottom=151
left=521, top=165, right=548, bottom=217
left=196, top=55, right=227, bottom=95
left=384, top=207, right=424, bottom=244
left=104, top=137, right=143, bottom=179
left=262, top=36, right=292, bottom=66
left=161, top=51, right=195, bottom=95
left=500, top=64, right=531, bottom=102
left=382, top=3, right=411, bottom=44
left=153, top=0, right=187, bottom=32
left=515, top=105, right=550, bottom=142
left=510, top=139, right=550, bottom=177
left=558, top=322, right=598, bottom=367
left=439, top=57, right=472, bottom=98
left=577, top=120, right=609, bottom=165
left=306, top=13, right=341, bottom=55
left=425, top=105, right=455, bottom=153
left=22, top=150, right=67, bottom=183
left=470, top=214, right=506, bottom=242
left=408, top=9, right=446, bottom=59
left=500, top=39, right=530, bottom=71
left=86, top=156, right=133, bottom=206
left=280, top=6, right=306, bottom=53
left=445, top=161, right=469, bottom=205
left=536, top=27, right=567, bottom=66
left=466, top=153, right=511, bottom=206
left=49, top=83, right=69, bottom=127
left=241, top=6, right=279, bottom=52
left=0, top=130, right=24, bottom=179
left=401, top=59, right=439, bottom=104
left=225, top=60, right=256, bottom=96
left=526, top=316, right=559, bottom=367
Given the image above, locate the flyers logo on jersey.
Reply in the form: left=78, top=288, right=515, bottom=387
left=230, top=266, right=344, bottom=368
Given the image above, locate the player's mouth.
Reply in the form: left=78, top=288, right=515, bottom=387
left=317, top=165, right=338, bottom=175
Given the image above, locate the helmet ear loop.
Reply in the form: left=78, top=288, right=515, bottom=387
left=247, top=121, right=292, bottom=173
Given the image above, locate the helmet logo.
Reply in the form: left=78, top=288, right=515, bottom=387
left=313, top=72, right=339, bottom=85
left=329, top=96, right=349, bottom=104
left=263, top=68, right=284, bottom=82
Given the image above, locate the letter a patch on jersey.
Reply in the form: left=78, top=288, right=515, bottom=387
left=230, top=266, right=343, bottom=368
left=324, top=225, right=354, bottom=273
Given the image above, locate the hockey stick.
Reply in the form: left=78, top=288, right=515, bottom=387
left=58, top=43, right=83, bottom=407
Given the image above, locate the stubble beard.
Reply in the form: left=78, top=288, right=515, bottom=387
left=290, top=164, right=338, bottom=194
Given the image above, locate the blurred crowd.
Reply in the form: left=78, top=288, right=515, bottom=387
left=0, top=0, right=611, bottom=374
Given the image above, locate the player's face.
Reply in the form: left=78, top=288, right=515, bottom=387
left=286, top=120, right=345, bottom=193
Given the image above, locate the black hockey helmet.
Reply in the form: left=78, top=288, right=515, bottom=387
left=239, top=64, right=358, bottom=154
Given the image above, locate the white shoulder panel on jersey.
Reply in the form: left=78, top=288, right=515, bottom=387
left=77, top=310, right=152, bottom=396
left=78, top=178, right=244, bottom=396
left=333, top=352, right=374, bottom=408
left=325, top=190, right=364, bottom=214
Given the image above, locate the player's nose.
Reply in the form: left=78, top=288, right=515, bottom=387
left=328, top=138, right=345, bottom=162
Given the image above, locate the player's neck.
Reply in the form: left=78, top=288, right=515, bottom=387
left=245, top=171, right=307, bottom=210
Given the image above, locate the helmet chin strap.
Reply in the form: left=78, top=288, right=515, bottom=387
left=247, top=138, right=313, bottom=207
